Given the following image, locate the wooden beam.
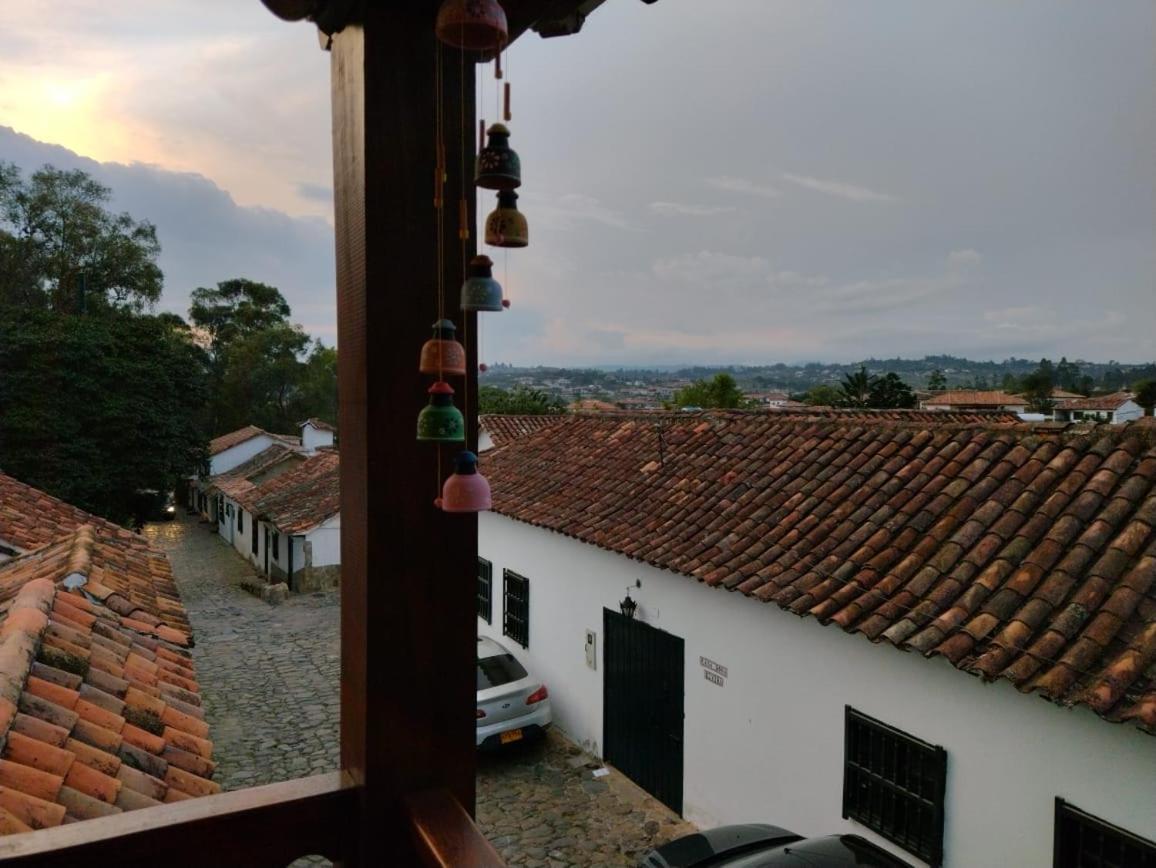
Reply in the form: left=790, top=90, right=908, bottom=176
left=331, top=5, right=479, bottom=864
left=407, top=789, right=505, bottom=867
left=0, top=773, right=355, bottom=867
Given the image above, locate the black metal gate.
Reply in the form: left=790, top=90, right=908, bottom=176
left=603, top=609, right=684, bottom=814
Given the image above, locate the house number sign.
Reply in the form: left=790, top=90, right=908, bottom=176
left=700, top=656, right=727, bottom=687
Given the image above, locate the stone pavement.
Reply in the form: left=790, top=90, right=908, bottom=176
left=144, top=514, right=341, bottom=791
left=478, top=730, right=697, bottom=867
left=148, top=513, right=694, bottom=866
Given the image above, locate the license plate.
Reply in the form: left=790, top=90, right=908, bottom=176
left=499, top=729, right=523, bottom=744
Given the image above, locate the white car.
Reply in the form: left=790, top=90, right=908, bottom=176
left=476, top=636, right=552, bottom=748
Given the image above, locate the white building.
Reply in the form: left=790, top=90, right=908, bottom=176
left=190, top=425, right=300, bottom=517
left=919, top=390, right=1027, bottom=413
left=299, top=417, right=337, bottom=453
left=477, top=412, right=1156, bottom=868
left=1053, top=393, right=1143, bottom=425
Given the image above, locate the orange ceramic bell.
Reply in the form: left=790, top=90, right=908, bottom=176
left=419, top=319, right=466, bottom=376
left=435, top=0, right=508, bottom=52
left=484, top=190, right=528, bottom=248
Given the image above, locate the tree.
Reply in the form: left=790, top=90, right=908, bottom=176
left=189, top=278, right=292, bottom=357
left=1134, top=379, right=1156, bottom=416
left=803, top=384, right=842, bottom=406
left=927, top=369, right=947, bottom=391
left=215, top=322, right=312, bottom=434
left=0, top=308, right=210, bottom=524
left=837, top=366, right=873, bottom=408
left=1020, top=366, right=1056, bottom=414
left=479, top=386, right=566, bottom=415
left=868, top=373, right=917, bottom=409
left=0, top=164, right=162, bottom=312
left=669, top=373, right=751, bottom=409
left=1056, top=357, right=1080, bottom=391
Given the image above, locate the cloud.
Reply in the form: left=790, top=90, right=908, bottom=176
left=705, top=176, right=780, bottom=198
left=947, top=248, right=983, bottom=269
left=647, top=201, right=736, bottom=218
left=781, top=173, right=895, bottom=202
left=652, top=251, right=772, bottom=286
left=296, top=182, right=333, bottom=204
left=525, top=192, right=638, bottom=231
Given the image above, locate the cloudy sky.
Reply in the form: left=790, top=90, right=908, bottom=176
left=1, top=0, right=1152, bottom=364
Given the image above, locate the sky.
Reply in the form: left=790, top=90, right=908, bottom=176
left=1, top=0, right=1152, bottom=365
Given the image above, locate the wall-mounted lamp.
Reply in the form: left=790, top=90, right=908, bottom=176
left=619, top=593, right=638, bottom=620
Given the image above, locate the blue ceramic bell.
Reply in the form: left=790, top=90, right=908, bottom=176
left=476, top=123, right=520, bottom=190
left=460, top=255, right=504, bottom=312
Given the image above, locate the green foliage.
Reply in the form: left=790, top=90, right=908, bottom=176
left=868, top=373, right=917, bottom=409
left=803, top=384, right=842, bottom=406
left=1133, top=379, right=1156, bottom=413
left=0, top=308, right=210, bottom=524
left=927, top=369, right=947, bottom=391
left=837, top=366, right=873, bottom=408
left=669, top=373, right=752, bottom=409
left=0, top=163, right=162, bottom=312
left=479, top=386, right=566, bottom=415
left=189, top=278, right=291, bottom=355
left=1020, top=366, right=1056, bottom=414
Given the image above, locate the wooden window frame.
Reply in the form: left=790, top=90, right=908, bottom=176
left=502, top=570, right=530, bottom=648
left=842, top=706, right=947, bottom=867
left=1053, top=798, right=1156, bottom=868
left=478, top=557, right=493, bottom=624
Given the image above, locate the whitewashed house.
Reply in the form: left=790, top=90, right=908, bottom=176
left=919, top=390, right=1027, bottom=414
left=190, top=425, right=300, bottom=518
left=299, top=417, right=337, bottom=453
left=1053, top=393, right=1143, bottom=425
left=206, top=444, right=305, bottom=548
left=477, top=412, right=1156, bottom=868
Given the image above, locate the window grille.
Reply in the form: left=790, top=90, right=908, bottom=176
left=502, top=570, right=529, bottom=648
left=843, top=706, right=946, bottom=866
left=477, top=558, right=492, bottom=624
left=1054, top=798, right=1155, bottom=868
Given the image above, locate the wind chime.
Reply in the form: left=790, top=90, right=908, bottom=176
left=419, top=0, right=527, bottom=512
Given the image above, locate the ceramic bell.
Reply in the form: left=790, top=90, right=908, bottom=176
left=419, top=319, right=466, bottom=376
left=435, top=0, right=508, bottom=52
left=440, top=451, right=492, bottom=512
left=416, top=381, right=465, bottom=443
left=460, top=255, right=504, bottom=312
left=484, top=190, right=528, bottom=248
left=475, top=123, right=520, bottom=190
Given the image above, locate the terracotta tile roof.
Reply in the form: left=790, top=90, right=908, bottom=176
left=1057, top=392, right=1136, bottom=411
left=923, top=390, right=1024, bottom=407
left=299, top=417, right=336, bottom=433
left=207, top=445, right=305, bottom=504
left=766, top=408, right=1023, bottom=424
left=568, top=399, right=620, bottom=412
left=251, top=452, right=340, bottom=534
left=1051, top=389, right=1086, bottom=400
left=0, top=529, right=213, bottom=834
left=480, top=415, right=567, bottom=449
left=0, top=476, right=189, bottom=637
left=485, top=412, right=1156, bottom=732
left=208, top=425, right=299, bottom=457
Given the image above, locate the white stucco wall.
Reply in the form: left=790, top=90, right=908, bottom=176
left=301, top=424, right=335, bottom=453
left=209, top=434, right=279, bottom=477
left=304, top=514, right=341, bottom=567
left=478, top=512, right=1156, bottom=868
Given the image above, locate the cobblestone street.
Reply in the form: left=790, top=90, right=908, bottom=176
left=148, top=512, right=693, bottom=866
left=145, top=514, right=341, bottom=791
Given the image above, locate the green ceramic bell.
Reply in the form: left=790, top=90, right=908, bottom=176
left=484, top=190, right=528, bottom=248
left=460, top=255, right=504, bottom=312
left=476, top=123, right=521, bottom=190
left=416, top=381, right=465, bottom=443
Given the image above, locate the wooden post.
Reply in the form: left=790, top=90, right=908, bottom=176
left=330, top=6, right=478, bottom=864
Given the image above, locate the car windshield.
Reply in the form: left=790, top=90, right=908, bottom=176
left=476, top=653, right=528, bottom=690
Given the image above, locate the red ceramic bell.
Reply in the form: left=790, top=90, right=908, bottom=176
left=441, top=451, right=492, bottom=512
left=435, top=0, right=508, bottom=52
left=419, top=319, right=466, bottom=376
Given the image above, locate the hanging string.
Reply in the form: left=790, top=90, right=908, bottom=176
left=460, top=41, right=473, bottom=443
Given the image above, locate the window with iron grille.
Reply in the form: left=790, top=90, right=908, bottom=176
left=272, top=532, right=280, bottom=560
left=1054, top=798, right=1155, bottom=868
left=237, top=509, right=243, bottom=532
left=251, top=519, right=258, bottom=555
left=843, top=706, right=947, bottom=867
left=477, top=558, right=492, bottom=624
left=502, top=570, right=529, bottom=648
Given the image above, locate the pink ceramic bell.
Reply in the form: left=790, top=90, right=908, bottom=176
left=441, top=451, right=491, bottom=512
left=435, top=0, right=508, bottom=52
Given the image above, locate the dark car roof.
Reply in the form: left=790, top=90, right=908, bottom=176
left=643, top=829, right=911, bottom=868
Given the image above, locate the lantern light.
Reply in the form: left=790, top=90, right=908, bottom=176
left=419, top=319, right=467, bottom=376
left=441, top=451, right=492, bottom=512
left=417, top=381, right=466, bottom=443
left=619, top=593, right=638, bottom=620
left=484, top=190, right=528, bottom=248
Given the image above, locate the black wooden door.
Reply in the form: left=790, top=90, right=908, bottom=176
left=603, top=609, right=684, bottom=814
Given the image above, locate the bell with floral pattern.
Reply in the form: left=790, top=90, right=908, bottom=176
left=416, top=381, right=465, bottom=443
left=484, top=190, right=527, bottom=248
left=419, top=319, right=467, bottom=376
left=475, top=123, right=521, bottom=190
left=435, top=0, right=508, bottom=52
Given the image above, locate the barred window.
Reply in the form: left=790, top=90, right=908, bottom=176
left=1054, top=798, right=1155, bottom=868
left=477, top=558, right=493, bottom=624
left=502, top=570, right=529, bottom=648
left=843, top=706, right=947, bottom=866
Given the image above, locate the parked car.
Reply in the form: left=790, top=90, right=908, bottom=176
left=476, top=636, right=551, bottom=748
left=640, top=824, right=913, bottom=868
